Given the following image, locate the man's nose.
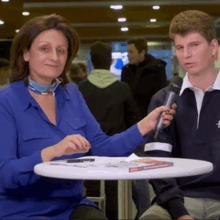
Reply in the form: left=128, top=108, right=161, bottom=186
left=183, top=48, right=191, bottom=58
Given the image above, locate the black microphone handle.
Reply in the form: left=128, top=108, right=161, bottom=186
left=154, top=91, right=178, bottom=139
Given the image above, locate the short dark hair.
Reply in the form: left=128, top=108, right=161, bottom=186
left=0, top=58, right=10, bottom=69
left=127, top=37, right=148, bottom=53
left=10, top=14, right=80, bottom=85
left=69, top=63, right=80, bottom=82
left=169, top=10, right=216, bottom=43
left=77, top=62, right=87, bottom=73
left=90, top=41, right=112, bottom=69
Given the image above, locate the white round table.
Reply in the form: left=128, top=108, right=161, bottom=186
left=34, top=156, right=213, bottom=219
left=34, top=156, right=213, bottom=180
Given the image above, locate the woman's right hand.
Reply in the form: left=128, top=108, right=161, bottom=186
left=41, top=134, right=91, bottom=162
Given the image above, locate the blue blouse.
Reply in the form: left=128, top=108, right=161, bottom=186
left=0, top=81, right=145, bottom=219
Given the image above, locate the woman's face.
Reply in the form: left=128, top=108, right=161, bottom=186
left=23, top=29, right=68, bottom=85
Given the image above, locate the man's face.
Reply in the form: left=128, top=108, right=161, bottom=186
left=78, top=68, right=86, bottom=79
left=174, top=31, right=218, bottom=76
left=128, top=44, right=144, bottom=65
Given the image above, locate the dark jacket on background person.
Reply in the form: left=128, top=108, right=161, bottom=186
left=79, top=69, right=141, bottom=220
left=72, top=77, right=84, bottom=85
left=79, top=69, right=141, bottom=135
left=121, top=54, right=167, bottom=119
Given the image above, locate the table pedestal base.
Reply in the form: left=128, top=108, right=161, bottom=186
left=118, top=180, right=133, bottom=219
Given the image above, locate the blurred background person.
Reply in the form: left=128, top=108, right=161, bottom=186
left=77, top=62, right=87, bottom=80
left=121, top=37, right=168, bottom=219
left=68, top=62, right=87, bottom=84
left=79, top=41, right=141, bottom=220
left=0, top=58, right=10, bottom=90
left=121, top=37, right=167, bottom=119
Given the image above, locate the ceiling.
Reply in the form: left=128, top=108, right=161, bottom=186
left=1, top=0, right=220, bottom=44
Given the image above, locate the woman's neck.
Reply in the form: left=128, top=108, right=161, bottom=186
left=29, top=75, right=53, bottom=85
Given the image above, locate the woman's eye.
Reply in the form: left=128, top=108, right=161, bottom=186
left=41, top=47, right=49, bottom=51
left=57, top=49, right=66, bottom=54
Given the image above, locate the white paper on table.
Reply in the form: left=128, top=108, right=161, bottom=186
left=46, top=153, right=172, bottom=173
left=125, top=153, right=141, bottom=161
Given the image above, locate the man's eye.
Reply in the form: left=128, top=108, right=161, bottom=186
left=176, top=47, right=183, bottom=50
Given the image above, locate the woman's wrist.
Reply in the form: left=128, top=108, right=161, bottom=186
left=41, top=146, right=55, bottom=162
left=137, top=118, right=152, bottom=136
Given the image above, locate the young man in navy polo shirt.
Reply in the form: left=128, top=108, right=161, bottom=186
left=140, top=10, right=220, bottom=220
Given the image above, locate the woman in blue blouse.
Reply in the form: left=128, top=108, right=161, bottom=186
left=0, top=14, right=175, bottom=220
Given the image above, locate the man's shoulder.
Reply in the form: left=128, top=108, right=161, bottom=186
left=78, top=79, right=94, bottom=93
left=144, top=54, right=167, bottom=70
left=78, top=79, right=89, bottom=87
left=122, top=62, right=137, bottom=72
left=151, top=86, right=170, bottom=102
left=113, top=80, right=131, bottom=90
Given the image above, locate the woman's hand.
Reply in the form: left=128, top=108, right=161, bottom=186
left=137, top=103, right=176, bottom=136
left=41, top=134, right=91, bottom=162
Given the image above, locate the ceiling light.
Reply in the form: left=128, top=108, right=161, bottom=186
left=118, top=18, right=126, bottom=22
left=1, top=0, right=9, bottom=2
left=15, top=29, right=19, bottom=33
left=150, top=19, right=157, bottom=22
left=121, top=27, right=128, bottom=32
left=110, top=5, right=123, bottom=10
left=22, top=11, right=30, bottom=16
left=153, top=6, right=160, bottom=10
left=0, top=20, right=4, bottom=25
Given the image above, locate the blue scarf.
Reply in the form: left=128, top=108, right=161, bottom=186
left=28, top=77, right=62, bottom=95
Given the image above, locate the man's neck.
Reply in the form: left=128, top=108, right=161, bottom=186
left=135, top=56, right=145, bottom=66
left=188, top=67, right=218, bottom=91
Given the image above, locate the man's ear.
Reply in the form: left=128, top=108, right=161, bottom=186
left=211, top=39, right=219, bottom=61
left=23, top=49, right=30, bottom=62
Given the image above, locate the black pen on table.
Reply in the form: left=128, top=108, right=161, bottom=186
left=67, top=158, right=95, bottom=163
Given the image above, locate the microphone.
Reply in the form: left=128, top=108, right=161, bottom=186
left=154, top=76, right=183, bottom=139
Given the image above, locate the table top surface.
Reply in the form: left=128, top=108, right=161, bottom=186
left=34, top=156, right=213, bottom=180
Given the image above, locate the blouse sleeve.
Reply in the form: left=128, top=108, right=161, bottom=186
left=0, top=95, right=42, bottom=195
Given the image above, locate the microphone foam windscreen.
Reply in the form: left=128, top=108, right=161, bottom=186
left=168, top=76, right=183, bottom=94
left=170, top=76, right=183, bottom=88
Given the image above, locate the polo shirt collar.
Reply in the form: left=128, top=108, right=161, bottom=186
left=179, top=70, right=220, bottom=96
